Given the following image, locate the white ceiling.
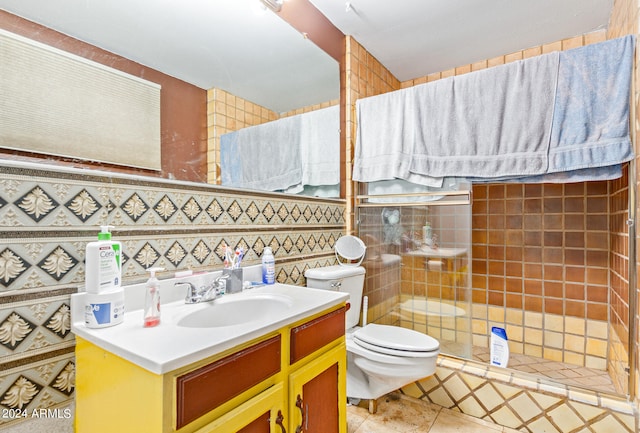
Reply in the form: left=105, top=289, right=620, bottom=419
left=0, top=0, right=613, bottom=112
left=310, top=0, right=613, bottom=82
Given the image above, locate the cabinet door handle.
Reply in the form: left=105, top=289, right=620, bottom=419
left=295, top=394, right=305, bottom=433
left=275, top=410, right=286, bottom=433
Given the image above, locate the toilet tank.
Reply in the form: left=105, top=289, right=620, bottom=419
left=305, top=265, right=365, bottom=329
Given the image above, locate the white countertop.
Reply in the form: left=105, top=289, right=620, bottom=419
left=71, top=273, right=348, bottom=375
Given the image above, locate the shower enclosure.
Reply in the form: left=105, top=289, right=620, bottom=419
left=356, top=176, right=636, bottom=399
left=355, top=179, right=473, bottom=359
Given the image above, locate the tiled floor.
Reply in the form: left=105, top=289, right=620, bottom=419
left=347, top=392, right=520, bottom=433
left=5, top=397, right=514, bottom=433
left=473, top=347, right=617, bottom=394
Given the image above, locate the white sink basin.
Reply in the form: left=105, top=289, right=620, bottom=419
left=176, top=293, right=294, bottom=328
left=71, top=280, right=349, bottom=374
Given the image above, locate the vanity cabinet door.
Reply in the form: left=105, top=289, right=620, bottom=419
left=176, top=334, right=281, bottom=430
left=290, top=307, right=345, bottom=365
left=196, top=382, right=286, bottom=433
left=289, top=345, right=347, bottom=433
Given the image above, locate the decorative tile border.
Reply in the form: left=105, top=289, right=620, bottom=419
left=0, top=162, right=345, bottom=291
left=402, top=355, right=637, bottom=433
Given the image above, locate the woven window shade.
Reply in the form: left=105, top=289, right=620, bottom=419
left=0, top=29, right=161, bottom=170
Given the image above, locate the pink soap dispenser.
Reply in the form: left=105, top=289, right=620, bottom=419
left=143, top=267, right=164, bottom=327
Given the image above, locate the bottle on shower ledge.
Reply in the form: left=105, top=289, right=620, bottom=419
left=422, top=221, right=433, bottom=247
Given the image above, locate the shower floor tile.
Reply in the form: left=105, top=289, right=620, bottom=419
left=472, top=346, right=617, bottom=394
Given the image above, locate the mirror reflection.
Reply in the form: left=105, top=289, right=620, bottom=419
left=0, top=0, right=341, bottom=196
left=219, top=104, right=340, bottom=197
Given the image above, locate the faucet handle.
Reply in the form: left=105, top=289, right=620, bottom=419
left=175, top=281, right=199, bottom=304
left=213, top=274, right=229, bottom=296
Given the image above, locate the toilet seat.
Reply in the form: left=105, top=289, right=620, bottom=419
left=353, top=324, right=439, bottom=358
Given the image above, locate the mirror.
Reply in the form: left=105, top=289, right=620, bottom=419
left=0, top=0, right=341, bottom=195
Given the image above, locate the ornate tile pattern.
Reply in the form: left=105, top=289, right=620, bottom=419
left=0, top=164, right=345, bottom=291
left=402, top=356, right=637, bottom=433
left=0, top=352, right=75, bottom=429
left=0, top=161, right=345, bottom=429
left=0, top=296, right=75, bottom=359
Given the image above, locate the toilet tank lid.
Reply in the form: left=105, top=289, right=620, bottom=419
left=304, top=265, right=365, bottom=279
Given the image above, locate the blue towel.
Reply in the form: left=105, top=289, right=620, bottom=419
left=220, top=131, right=242, bottom=186
left=545, top=35, right=635, bottom=174
left=470, top=165, right=623, bottom=184
left=220, top=116, right=302, bottom=191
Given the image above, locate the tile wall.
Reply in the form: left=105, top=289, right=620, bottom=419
left=0, top=161, right=345, bottom=430
left=607, top=0, right=640, bottom=406
left=470, top=182, right=613, bottom=370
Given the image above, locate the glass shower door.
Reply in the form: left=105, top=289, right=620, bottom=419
left=356, top=180, right=472, bottom=359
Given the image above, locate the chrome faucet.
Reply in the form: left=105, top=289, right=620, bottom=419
left=175, top=274, right=228, bottom=304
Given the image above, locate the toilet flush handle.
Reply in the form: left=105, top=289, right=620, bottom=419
left=330, top=280, right=342, bottom=290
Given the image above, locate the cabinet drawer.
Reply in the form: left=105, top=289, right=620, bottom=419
left=290, top=307, right=345, bottom=364
left=176, top=335, right=281, bottom=429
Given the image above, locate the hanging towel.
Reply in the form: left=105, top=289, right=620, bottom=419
left=471, top=35, right=635, bottom=183
left=409, top=51, right=560, bottom=179
left=353, top=35, right=634, bottom=187
left=353, top=86, right=444, bottom=187
left=545, top=35, right=634, bottom=174
left=469, top=165, right=623, bottom=184
left=220, top=115, right=302, bottom=191
left=285, top=105, right=340, bottom=193
left=220, top=131, right=243, bottom=186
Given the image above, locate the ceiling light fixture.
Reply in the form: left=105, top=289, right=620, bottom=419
left=259, top=0, right=283, bottom=12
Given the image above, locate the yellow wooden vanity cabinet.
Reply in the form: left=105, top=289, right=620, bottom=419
left=75, top=304, right=347, bottom=433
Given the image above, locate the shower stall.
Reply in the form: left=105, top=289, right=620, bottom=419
left=355, top=176, right=635, bottom=400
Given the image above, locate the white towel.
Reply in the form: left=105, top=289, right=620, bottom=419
left=233, top=115, right=302, bottom=191
left=353, top=87, right=443, bottom=187
left=285, top=105, right=340, bottom=193
left=410, top=51, right=560, bottom=178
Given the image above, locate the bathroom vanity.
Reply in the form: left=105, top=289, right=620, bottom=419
left=71, top=279, right=349, bottom=433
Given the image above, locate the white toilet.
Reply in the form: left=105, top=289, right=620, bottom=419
left=305, top=264, right=440, bottom=401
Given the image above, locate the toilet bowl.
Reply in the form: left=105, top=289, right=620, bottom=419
left=305, top=264, right=440, bottom=400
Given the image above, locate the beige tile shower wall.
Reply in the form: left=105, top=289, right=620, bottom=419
left=0, top=161, right=345, bottom=430
left=470, top=306, right=609, bottom=370
left=607, top=0, right=639, bottom=402
left=280, top=99, right=339, bottom=118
